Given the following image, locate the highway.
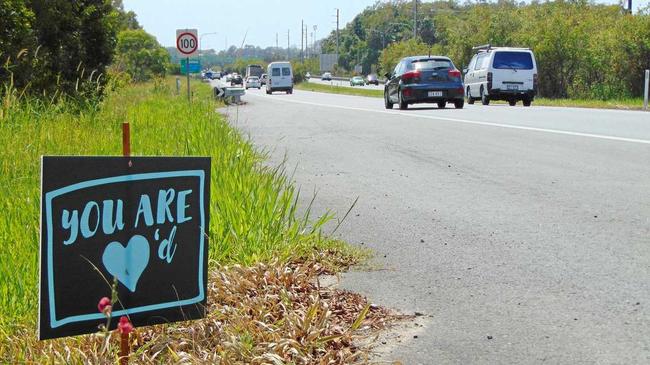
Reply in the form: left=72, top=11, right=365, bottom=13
left=216, top=83, right=650, bottom=364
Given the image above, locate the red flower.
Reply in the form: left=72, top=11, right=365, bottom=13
left=97, top=297, right=111, bottom=313
left=118, top=316, right=133, bottom=335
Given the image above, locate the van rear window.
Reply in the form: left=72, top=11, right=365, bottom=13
left=410, top=59, right=453, bottom=70
left=493, top=52, right=533, bottom=70
left=272, top=68, right=281, bottom=76
left=282, top=67, right=291, bottom=76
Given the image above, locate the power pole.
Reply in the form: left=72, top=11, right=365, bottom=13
left=335, top=8, right=340, bottom=65
left=287, top=29, right=290, bottom=60
left=276, top=33, right=278, bottom=48
left=628, top=0, right=633, bottom=14
left=301, top=19, right=304, bottom=62
left=413, top=0, right=417, bottom=39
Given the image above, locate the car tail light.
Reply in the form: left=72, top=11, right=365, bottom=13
left=487, top=71, right=493, bottom=91
left=456, top=87, right=464, bottom=94
left=401, top=71, right=421, bottom=84
left=448, top=69, right=461, bottom=79
left=533, top=73, right=538, bottom=92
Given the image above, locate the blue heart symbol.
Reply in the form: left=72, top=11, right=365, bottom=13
left=102, top=235, right=150, bottom=292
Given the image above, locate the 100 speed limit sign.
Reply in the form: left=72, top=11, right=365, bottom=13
left=176, top=29, right=198, bottom=57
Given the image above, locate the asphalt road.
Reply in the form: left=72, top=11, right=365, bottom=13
left=215, top=83, right=650, bottom=364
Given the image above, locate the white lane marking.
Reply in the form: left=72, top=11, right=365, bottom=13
left=247, top=93, right=650, bottom=145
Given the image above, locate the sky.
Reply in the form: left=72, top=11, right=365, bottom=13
left=123, top=0, right=649, bottom=51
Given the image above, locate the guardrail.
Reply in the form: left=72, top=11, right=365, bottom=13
left=311, top=74, right=386, bottom=85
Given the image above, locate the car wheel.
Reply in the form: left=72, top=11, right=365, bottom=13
left=437, top=101, right=446, bottom=109
left=384, top=90, right=394, bottom=109
left=266, top=90, right=271, bottom=95
left=398, top=90, right=408, bottom=110
left=523, top=98, right=532, bottom=107
left=467, top=87, right=474, bottom=105
left=508, top=100, right=517, bottom=106
left=480, top=87, right=490, bottom=105
left=454, top=99, right=464, bottom=109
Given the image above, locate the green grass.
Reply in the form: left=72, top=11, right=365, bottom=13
left=0, top=77, right=359, bottom=336
left=296, top=82, right=384, bottom=98
left=297, top=82, right=647, bottom=110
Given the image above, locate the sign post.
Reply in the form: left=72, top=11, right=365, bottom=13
left=643, top=70, right=650, bottom=110
left=176, top=29, right=199, bottom=103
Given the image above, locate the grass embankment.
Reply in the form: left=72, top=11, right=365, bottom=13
left=297, top=81, right=646, bottom=110
left=0, top=78, right=376, bottom=363
left=296, top=82, right=383, bottom=98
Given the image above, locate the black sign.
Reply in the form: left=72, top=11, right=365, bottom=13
left=39, top=157, right=210, bottom=340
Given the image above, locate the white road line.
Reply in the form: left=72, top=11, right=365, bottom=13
left=247, top=93, right=650, bottom=145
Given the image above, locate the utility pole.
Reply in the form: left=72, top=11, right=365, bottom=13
left=276, top=32, right=278, bottom=48
left=287, top=29, right=290, bottom=60
left=335, top=8, right=340, bottom=65
left=413, top=0, right=418, bottom=39
left=628, top=0, right=633, bottom=14
left=301, top=19, right=304, bottom=62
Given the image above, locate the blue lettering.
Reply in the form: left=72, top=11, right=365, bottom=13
left=135, top=195, right=154, bottom=228
left=156, top=189, right=175, bottom=224
left=102, top=199, right=124, bottom=234
left=177, top=189, right=192, bottom=223
left=62, top=209, right=79, bottom=245
left=80, top=201, right=100, bottom=238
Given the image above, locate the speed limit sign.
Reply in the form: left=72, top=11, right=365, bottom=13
left=176, top=29, right=198, bottom=57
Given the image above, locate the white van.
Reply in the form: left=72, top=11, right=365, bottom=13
left=464, top=45, right=537, bottom=106
left=266, top=62, right=293, bottom=94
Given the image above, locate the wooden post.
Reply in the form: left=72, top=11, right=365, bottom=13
left=119, top=331, right=129, bottom=365
left=122, top=122, right=130, bottom=157
left=120, top=121, right=131, bottom=365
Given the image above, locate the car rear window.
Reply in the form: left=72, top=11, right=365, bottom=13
left=282, top=67, right=291, bottom=76
left=493, top=52, right=533, bottom=70
left=410, top=59, right=453, bottom=70
left=272, top=68, right=281, bottom=76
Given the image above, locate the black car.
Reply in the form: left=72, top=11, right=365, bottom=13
left=230, top=74, right=243, bottom=86
left=384, top=56, right=464, bottom=110
left=366, top=74, right=379, bottom=85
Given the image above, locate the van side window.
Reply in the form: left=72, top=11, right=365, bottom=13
left=281, top=67, right=291, bottom=76
left=474, top=54, right=486, bottom=70
left=467, top=56, right=477, bottom=71
left=271, top=68, right=281, bottom=76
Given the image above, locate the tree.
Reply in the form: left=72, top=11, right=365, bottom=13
left=0, top=0, right=36, bottom=88
left=114, top=29, right=169, bottom=82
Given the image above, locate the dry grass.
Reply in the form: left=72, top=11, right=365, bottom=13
left=2, top=253, right=401, bottom=364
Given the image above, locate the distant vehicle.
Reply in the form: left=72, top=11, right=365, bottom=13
left=225, top=74, right=233, bottom=82
left=266, top=61, right=293, bottom=94
left=384, top=55, right=465, bottom=110
left=245, top=76, right=261, bottom=89
left=230, top=73, right=243, bottom=86
left=464, top=45, right=537, bottom=106
left=211, top=71, right=221, bottom=80
left=305, top=72, right=311, bottom=79
left=321, top=72, right=332, bottom=81
left=245, top=64, right=264, bottom=79
left=366, top=74, right=379, bottom=85
left=350, top=76, right=365, bottom=86
left=260, top=73, right=268, bottom=85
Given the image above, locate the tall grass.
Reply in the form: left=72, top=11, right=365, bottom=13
left=0, top=78, right=356, bottom=337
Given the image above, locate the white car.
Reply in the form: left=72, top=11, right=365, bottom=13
left=245, top=76, right=261, bottom=89
left=266, top=61, right=293, bottom=94
left=464, top=45, right=538, bottom=107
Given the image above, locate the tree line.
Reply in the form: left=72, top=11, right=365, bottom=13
left=0, top=0, right=169, bottom=99
left=320, top=0, right=650, bottom=99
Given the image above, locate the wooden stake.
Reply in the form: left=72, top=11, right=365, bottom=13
left=122, top=122, right=130, bottom=157
left=119, top=331, right=129, bottom=365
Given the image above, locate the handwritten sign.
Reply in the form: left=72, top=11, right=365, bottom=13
left=39, top=157, right=210, bottom=340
